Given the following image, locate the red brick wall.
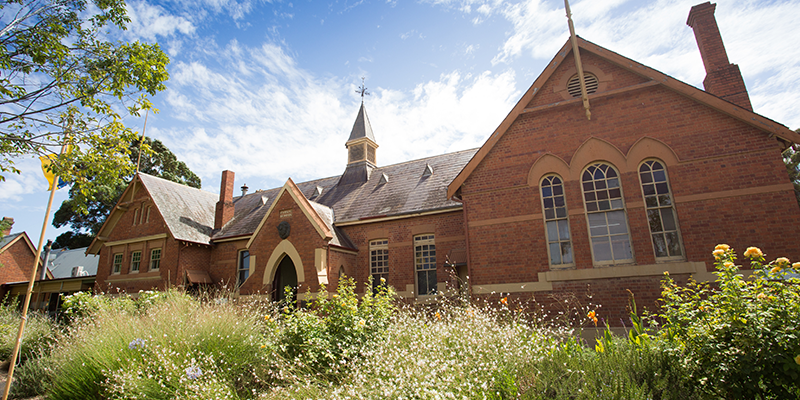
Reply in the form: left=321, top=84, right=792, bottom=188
left=0, top=238, right=36, bottom=285
left=459, top=53, right=800, bottom=324
left=338, top=211, right=466, bottom=295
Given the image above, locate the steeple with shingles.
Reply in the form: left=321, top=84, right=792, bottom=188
left=340, top=82, right=379, bottom=186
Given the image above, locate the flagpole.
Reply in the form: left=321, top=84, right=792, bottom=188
left=129, top=108, right=149, bottom=202
left=2, top=141, right=67, bottom=400
left=565, top=0, right=592, bottom=120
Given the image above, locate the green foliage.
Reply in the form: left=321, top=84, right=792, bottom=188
left=45, top=290, right=272, bottom=400
left=0, top=0, right=169, bottom=209
left=0, top=297, right=56, bottom=362
left=783, top=137, right=800, bottom=205
left=277, top=277, right=396, bottom=379
left=52, top=137, right=201, bottom=249
left=658, top=245, right=800, bottom=399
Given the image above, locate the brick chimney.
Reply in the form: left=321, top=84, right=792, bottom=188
left=214, top=171, right=235, bottom=230
left=687, top=2, right=753, bottom=111
left=1, top=217, right=13, bottom=237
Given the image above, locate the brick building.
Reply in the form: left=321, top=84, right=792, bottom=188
left=89, top=2, right=800, bottom=320
left=0, top=218, right=42, bottom=286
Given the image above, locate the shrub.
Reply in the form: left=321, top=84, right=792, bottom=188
left=658, top=245, right=800, bottom=399
left=276, top=277, right=395, bottom=380
left=0, top=297, right=56, bottom=362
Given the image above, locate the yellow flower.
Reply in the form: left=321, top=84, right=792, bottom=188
left=358, top=318, right=366, bottom=327
left=775, top=257, right=790, bottom=266
left=435, top=312, right=442, bottom=321
left=723, top=261, right=734, bottom=268
left=260, top=344, right=266, bottom=349
left=771, top=266, right=782, bottom=274
left=500, top=297, right=508, bottom=306
left=715, top=244, right=730, bottom=251
left=380, top=277, right=386, bottom=283
left=795, top=355, right=800, bottom=365
left=264, top=315, right=272, bottom=322
left=712, top=249, right=725, bottom=259
left=744, top=247, right=763, bottom=258
left=587, top=310, right=598, bottom=326
left=793, top=262, right=800, bottom=270
left=757, top=293, right=767, bottom=300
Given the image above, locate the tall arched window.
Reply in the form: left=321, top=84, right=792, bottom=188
left=540, top=175, right=573, bottom=267
left=581, top=163, right=633, bottom=264
left=639, top=160, right=683, bottom=259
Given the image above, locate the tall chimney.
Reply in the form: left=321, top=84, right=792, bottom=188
left=687, top=2, right=753, bottom=111
left=1, top=217, right=13, bottom=237
left=214, top=170, right=235, bottom=230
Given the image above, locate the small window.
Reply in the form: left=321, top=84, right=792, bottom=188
left=414, top=234, right=437, bottom=295
left=132, top=209, right=139, bottom=226
left=567, top=72, right=599, bottom=97
left=370, top=239, right=389, bottom=290
left=145, top=206, right=151, bottom=223
left=130, top=251, right=141, bottom=273
left=149, top=248, right=161, bottom=271
left=237, top=250, right=250, bottom=288
left=581, top=163, right=633, bottom=264
left=540, top=175, right=573, bottom=267
left=112, top=253, right=123, bottom=274
left=639, top=160, right=683, bottom=259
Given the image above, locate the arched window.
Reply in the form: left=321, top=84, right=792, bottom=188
left=540, top=175, right=573, bottom=267
left=581, top=163, right=633, bottom=264
left=639, top=160, right=683, bottom=259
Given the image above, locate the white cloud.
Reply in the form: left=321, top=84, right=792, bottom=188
left=125, top=1, right=196, bottom=41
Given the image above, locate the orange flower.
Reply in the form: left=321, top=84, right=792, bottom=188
left=714, top=244, right=730, bottom=251
left=500, top=297, right=508, bottom=306
left=744, top=247, right=763, bottom=258
left=435, top=312, right=442, bottom=321
left=712, top=249, right=725, bottom=259
left=587, top=310, right=598, bottom=326
left=771, top=266, right=782, bottom=274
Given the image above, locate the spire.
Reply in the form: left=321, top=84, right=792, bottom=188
left=347, top=102, right=376, bottom=142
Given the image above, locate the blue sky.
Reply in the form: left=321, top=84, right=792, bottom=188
left=3, top=0, right=800, bottom=246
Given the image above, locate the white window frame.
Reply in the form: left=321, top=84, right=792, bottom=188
left=540, top=174, right=574, bottom=269
left=149, top=248, right=161, bottom=271
left=112, top=253, right=123, bottom=274
left=414, top=234, right=437, bottom=296
left=130, top=251, right=141, bottom=273
left=237, top=250, right=250, bottom=288
left=581, top=163, right=634, bottom=265
left=638, top=159, right=684, bottom=260
left=370, top=239, right=389, bottom=288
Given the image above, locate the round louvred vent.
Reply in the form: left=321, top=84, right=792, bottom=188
left=567, top=73, right=598, bottom=97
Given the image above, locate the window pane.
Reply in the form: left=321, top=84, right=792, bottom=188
left=666, top=232, right=682, bottom=256
left=592, top=237, right=612, bottom=261
left=640, top=172, right=652, bottom=183
left=645, top=196, right=658, bottom=207
left=611, top=235, right=632, bottom=260
left=555, top=207, right=567, bottom=218
left=607, top=210, right=628, bottom=235
left=549, top=243, right=561, bottom=264
left=558, top=219, right=570, bottom=240
left=643, top=184, right=655, bottom=195
left=545, top=208, right=555, bottom=219
left=658, top=194, right=672, bottom=206
left=561, top=242, right=573, bottom=264
left=660, top=208, right=677, bottom=231
left=656, top=182, right=669, bottom=194
left=542, top=186, right=552, bottom=197
left=647, top=209, right=663, bottom=232
left=653, top=170, right=666, bottom=181
left=607, top=178, right=619, bottom=188
left=588, top=213, right=608, bottom=236
left=652, top=233, right=668, bottom=257
left=546, top=221, right=559, bottom=241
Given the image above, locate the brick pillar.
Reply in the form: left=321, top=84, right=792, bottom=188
left=214, top=171, right=235, bottom=230
left=687, top=2, right=752, bottom=111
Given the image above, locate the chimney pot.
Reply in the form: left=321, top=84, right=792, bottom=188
left=241, top=184, right=249, bottom=197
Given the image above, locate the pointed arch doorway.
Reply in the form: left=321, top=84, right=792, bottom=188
left=272, top=255, right=298, bottom=302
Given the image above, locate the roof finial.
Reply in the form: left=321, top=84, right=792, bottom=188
left=356, top=77, right=370, bottom=103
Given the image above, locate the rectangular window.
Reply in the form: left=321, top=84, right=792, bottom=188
left=541, top=175, right=573, bottom=267
left=414, top=234, right=437, bottom=295
left=146, top=206, right=151, bottom=223
left=582, top=163, right=633, bottom=264
left=237, top=250, right=250, bottom=288
left=132, top=209, right=139, bottom=226
left=639, top=160, right=683, bottom=259
left=130, top=251, right=141, bottom=273
left=370, top=239, right=389, bottom=289
left=149, top=248, right=161, bottom=271
left=112, top=253, right=123, bottom=274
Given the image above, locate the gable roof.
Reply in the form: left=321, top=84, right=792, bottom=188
left=87, top=173, right=217, bottom=254
left=213, top=148, right=477, bottom=242
left=0, top=232, right=37, bottom=256
left=138, top=174, right=217, bottom=244
left=447, top=37, right=800, bottom=199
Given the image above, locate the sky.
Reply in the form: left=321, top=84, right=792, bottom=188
left=2, top=0, right=800, bottom=247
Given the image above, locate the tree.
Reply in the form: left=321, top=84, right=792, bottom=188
left=0, top=0, right=169, bottom=206
left=782, top=129, right=800, bottom=206
left=52, top=137, right=200, bottom=249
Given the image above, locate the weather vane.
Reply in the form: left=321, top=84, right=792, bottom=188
left=356, top=77, right=370, bottom=102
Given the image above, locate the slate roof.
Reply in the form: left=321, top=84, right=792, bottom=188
left=46, top=247, right=99, bottom=278
left=138, top=174, right=217, bottom=244
left=347, top=103, right=376, bottom=143
left=0, top=233, right=22, bottom=251
left=211, top=148, right=478, bottom=242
